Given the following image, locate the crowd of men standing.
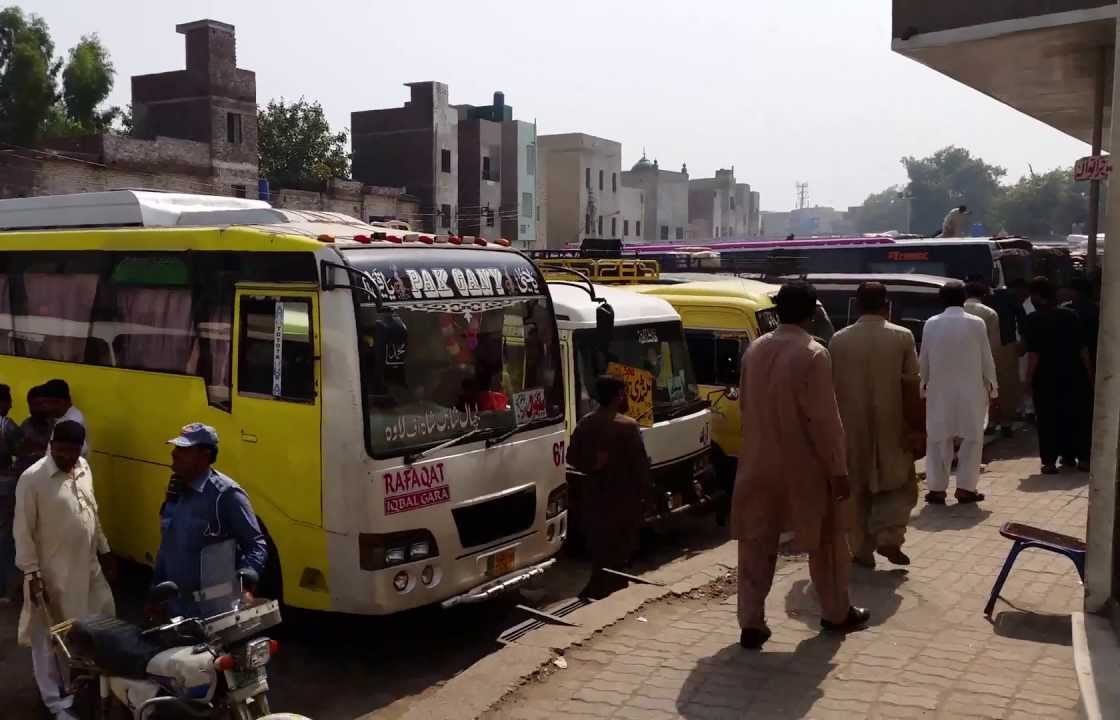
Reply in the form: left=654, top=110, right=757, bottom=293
left=726, top=272, right=1099, bottom=648
left=0, top=378, right=270, bottom=720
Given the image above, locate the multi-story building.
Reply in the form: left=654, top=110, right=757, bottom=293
left=537, top=133, right=622, bottom=249
left=352, top=82, right=460, bottom=234
left=620, top=154, right=689, bottom=242
left=618, top=185, right=645, bottom=241
left=453, top=92, right=537, bottom=247
left=688, top=168, right=760, bottom=240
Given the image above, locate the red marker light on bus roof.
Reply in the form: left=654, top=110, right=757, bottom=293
left=496, top=237, right=511, bottom=247
left=418, top=235, right=434, bottom=245
left=386, top=234, right=403, bottom=244
left=448, top=235, right=463, bottom=245
left=353, top=234, right=371, bottom=244
left=317, top=234, right=335, bottom=244
left=473, top=237, right=487, bottom=246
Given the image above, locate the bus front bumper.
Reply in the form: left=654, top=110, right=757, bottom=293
left=440, top=558, right=557, bottom=609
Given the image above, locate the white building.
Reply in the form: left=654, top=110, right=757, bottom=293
left=537, top=133, right=622, bottom=249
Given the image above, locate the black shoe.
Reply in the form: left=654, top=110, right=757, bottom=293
left=925, top=491, right=947, bottom=505
left=739, top=626, right=772, bottom=649
left=821, top=606, right=871, bottom=633
left=852, top=554, right=875, bottom=569
left=1041, top=465, right=1059, bottom=475
left=955, top=489, right=985, bottom=504
left=876, top=546, right=911, bottom=566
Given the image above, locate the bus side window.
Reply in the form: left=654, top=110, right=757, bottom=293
left=238, top=296, right=315, bottom=402
left=714, top=338, right=742, bottom=386
left=685, top=331, right=716, bottom=386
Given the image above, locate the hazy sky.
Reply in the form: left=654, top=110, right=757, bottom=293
left=23, top=0, right=1089, bottom=211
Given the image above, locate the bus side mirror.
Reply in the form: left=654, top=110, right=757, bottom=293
left=595, top=302, right=614, bottom=351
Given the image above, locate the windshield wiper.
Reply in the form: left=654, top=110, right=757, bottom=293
left=658, top=401, right=706, bottom=421
left=485, top=414, right=564, bottom=448
left=404, top=427, right=489, bottom=465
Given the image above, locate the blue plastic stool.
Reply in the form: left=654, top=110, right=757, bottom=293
left=984, top=522, right=1086, bottom=617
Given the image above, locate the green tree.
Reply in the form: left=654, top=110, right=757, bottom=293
left=0, top=6, right=59, bottom=144
left=850, top=185, right=910, bottom=233
left=61, top=34, right=115, bottom=131
left=990, top=168, right=1089, bottom=240
left=902, top=146, right=1006, bottom=235
left=258, top=98, right=350, bottom=189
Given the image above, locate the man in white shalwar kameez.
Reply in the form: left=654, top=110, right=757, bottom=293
left=14, top=421, right=114, bottom=719
left=919, top=281, right=998, bottom=505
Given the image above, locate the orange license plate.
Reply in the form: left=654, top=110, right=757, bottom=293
left=487, top=548, right=516, bottom=577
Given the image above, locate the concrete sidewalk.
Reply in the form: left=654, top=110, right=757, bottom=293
left=486, top=440, right=1088, bottom=719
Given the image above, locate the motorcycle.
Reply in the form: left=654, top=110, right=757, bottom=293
left=42, top=540, right=301, bottom=720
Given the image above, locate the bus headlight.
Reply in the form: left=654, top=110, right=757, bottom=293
left=359, top=529, right=440, bottom=570
left=546, top=485, right=568, bottom=519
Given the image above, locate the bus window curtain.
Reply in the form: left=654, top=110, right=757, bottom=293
left=17, top=273, right=99, bottom=363
left=112, top=287, right=195, bottom=373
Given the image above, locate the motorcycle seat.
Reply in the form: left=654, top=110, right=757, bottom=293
left=67, top=615, right=162, bottom=678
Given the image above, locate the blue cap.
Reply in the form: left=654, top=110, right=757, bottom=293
left=167, top=423, right=219, bottom=448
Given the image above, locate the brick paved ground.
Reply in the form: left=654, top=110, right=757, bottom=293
left=485, top=436, right=1088, bottom=719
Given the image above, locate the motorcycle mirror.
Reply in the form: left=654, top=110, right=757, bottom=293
left=727, top=387, right=740, bottom=401
left=150, top=581, right=180, bottom=605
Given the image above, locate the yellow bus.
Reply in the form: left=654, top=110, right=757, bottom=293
left=0, top=191, right=569, bottom=615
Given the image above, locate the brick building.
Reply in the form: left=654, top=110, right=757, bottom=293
left=0, top=19, right=418, bottom=225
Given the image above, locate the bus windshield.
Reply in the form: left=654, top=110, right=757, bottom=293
left=343, top=249, right=563, bottom=458
left=574, top=321, right=702, bottom=421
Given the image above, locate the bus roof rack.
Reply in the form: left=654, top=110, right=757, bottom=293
left=533, top=256, right=661, bottom=283
left=0, top=190, right=271, bottom=230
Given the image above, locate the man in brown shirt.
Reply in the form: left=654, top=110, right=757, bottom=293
left=567, top=374, right=650, bottom=599
left=830, top=282, right=922, bottom=568
left=733, top=282, right=870, bottom=649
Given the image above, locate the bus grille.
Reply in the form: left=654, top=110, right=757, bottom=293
left=453, top=487, right=537, bottom=549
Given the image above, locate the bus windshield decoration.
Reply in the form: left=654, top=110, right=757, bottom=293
left=347, top=251, right=563, bottom=459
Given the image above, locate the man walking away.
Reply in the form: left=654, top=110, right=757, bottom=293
left=830, top=282, right=922, bottom=568
left=567, top=375, right=650, bottom=599
left=14, top=421, right=114, bottom=720
left=920, top=281, right=998, bottom=505
left=964, top=281, right=1001, bottom=434
left=987, top=279, right=1028, bottom=437
left=733, top=281, right=870, bottom=649
left=1063, top=275, right=1100, bottom=368
left=1024, top=277, right=1092, bottom=474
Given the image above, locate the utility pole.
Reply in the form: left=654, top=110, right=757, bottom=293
left=795, top=182, right=809, bottom=210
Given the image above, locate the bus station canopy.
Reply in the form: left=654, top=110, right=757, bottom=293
left=892, top=0, right=1117, bottom=148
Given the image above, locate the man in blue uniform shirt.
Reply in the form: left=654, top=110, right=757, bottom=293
left=152, top=423, right=268, bottom=616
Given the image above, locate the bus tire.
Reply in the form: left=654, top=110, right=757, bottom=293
left=257, top=520, right=283, bottom=605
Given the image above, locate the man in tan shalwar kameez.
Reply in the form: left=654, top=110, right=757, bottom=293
left=830, top=282, right=923, bottom=569
left=14, top=421, right=114, bottom=720
left=732, top=282, right=870, bottom=649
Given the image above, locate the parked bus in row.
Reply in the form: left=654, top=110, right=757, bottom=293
left=544, top=277, right=716, bottom=540
left=0, top=190, right=569, bottom=615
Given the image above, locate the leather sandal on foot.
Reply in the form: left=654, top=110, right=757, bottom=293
left=876, top=546, right=910, bottom=566
left=821, top=606, right=871, bottom=633
left=925, top=491, right=946, bottom=505
left=954, top=489, right=985, bottom=503
left=739, top=626, right=772, bottom=649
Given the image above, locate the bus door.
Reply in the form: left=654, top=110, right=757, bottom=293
left=232, top=284, right=323, bottom=527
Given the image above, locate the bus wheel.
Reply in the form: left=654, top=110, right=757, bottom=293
left=256, top=520, right=284, bottom=605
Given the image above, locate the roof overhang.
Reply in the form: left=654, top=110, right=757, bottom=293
left=893, top=2, right=1117, bottom=149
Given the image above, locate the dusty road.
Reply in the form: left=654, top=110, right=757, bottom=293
left=0, top=514, right=726, bottom=720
